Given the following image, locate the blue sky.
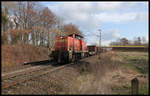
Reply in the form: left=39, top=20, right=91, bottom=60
left=40, top=2, right=148, bottom=46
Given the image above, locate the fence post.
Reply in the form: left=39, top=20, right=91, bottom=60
left=131, top=77, right=139, bottom=95
left=98, top=53, right=101, bottom=60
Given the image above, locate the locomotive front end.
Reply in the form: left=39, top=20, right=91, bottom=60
left=50, top=36, right=69, bottom=63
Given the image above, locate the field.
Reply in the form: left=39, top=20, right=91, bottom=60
left=110, top=51, right=149, bottom=94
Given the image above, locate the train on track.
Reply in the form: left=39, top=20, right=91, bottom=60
left=49, top=33, right=103, bottom=63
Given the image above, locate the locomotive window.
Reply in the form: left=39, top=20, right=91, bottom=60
left=68, top=35, right=72, bottom=37
left=75, top=35, right=81, bottom=39
left=68, top=34, right=83, bottom=40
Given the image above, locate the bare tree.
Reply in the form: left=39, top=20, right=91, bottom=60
left=120, top=38, right=129, bottom=45
left=62, top=23, right=83, bottom=36
left=134, top=37, right=141, bottom=45
left=141, top=36, right=147, bottom=44
left=39, top=7, right=57, bottom=47
left=1, top=1, right=84, bottom=48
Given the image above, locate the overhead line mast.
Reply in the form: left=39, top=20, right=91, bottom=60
left=99, top=29, right=101, bottom=47
left=98, top=29, right=101, bottom=59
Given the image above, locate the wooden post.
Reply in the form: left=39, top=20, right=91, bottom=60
left=131, top=78, right=139, bottom=95
left=98, top=52, right=101, bottom=60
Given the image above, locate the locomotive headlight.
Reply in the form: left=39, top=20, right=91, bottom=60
left=51, top=48, right=55, bottom=51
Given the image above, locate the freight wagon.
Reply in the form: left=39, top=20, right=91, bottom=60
left=87, top=45, right=103, bottom=56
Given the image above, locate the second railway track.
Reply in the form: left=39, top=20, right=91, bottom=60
left=2, top=62, right=75, bottom=90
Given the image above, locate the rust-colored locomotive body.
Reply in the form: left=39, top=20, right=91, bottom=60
left=50, top=34, right=88, bottom=63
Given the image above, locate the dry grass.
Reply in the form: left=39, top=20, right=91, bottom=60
left=110, top=51, right=149, bottom=94
left=2, top=44, right=49, bottom=72
left=70, top=52, right=120, bottom=94
left=72, top=51, right=148, bottom=94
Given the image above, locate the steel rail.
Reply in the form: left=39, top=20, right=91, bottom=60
left=2, top=63, right=74, bottom=90
left=2, top=65, right=51, bottom=80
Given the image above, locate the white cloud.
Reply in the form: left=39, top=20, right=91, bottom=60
left=102, top=40, right=113, bottom=46
left=50, top=3, right=101, bottom=31
left=103, top=29, right=120, bottom=40
left=94, top=12, right=147, bottom=23
left=96, top=2, right=122, bottom=11
left=85, top=29, right=120, bottom=46
left=95, top=12, right=136, bottom=23
left=48, top=2, right=148, bottom=29
left=135, top=12, right=148, bottom=22
left=46, top=2, right=148, bottom=46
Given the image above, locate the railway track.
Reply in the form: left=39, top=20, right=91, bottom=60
left=2, top=61, right=74, bottom=90
left=2, top=55, right=97, bottom=91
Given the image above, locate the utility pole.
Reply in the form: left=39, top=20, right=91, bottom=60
left=98, top=29, right=101, bottom=59
left=98, top=29, right=101, bottom=47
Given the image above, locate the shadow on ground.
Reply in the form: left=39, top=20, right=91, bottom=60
left=24, top=59, right=71, bottom=67
left=24, top=60, right=52, bottom=66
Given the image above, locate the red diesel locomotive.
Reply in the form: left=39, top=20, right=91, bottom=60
left=49, top=33, right=89, bottom=63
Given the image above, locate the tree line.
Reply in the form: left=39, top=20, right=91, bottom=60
left=2, top=2, right=83, bottom=49
left=110, top=37, right=148, bottom=46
